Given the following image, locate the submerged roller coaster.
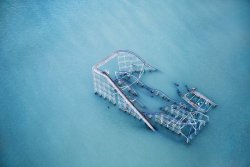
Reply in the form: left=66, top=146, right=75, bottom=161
left=92, top=50, right=217, bottom=143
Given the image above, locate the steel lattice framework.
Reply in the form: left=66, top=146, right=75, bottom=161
left=92, top=50, right=216, bottom=143
left=92, top=50, right=157, bottom=131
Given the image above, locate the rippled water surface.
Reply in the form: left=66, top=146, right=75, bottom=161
left=1, top=1, right=250, bottom=167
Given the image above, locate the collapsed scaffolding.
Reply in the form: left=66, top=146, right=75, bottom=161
left=92, top=50, right=217, bottom=143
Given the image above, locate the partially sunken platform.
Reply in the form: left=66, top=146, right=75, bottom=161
left=92, top=50, right=217, bottom=143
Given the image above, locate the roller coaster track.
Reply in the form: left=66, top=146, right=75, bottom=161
left=92, top=50, right=156, bottom=131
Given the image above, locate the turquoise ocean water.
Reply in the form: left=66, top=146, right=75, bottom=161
left=1, top=1, right=250, bottom=167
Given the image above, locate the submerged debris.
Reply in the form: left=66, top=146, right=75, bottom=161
left=93, top=50, right=217, bottom=143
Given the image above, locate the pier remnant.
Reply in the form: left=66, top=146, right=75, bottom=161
left=92, top=50, right=217, bottom=143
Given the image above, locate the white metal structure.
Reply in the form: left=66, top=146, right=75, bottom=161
left=92, top=50, right=157, bottom=131
left=92, top=50, right=215, bottom=143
